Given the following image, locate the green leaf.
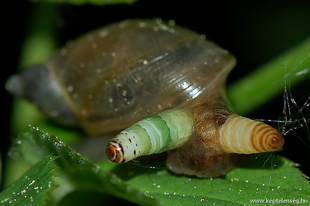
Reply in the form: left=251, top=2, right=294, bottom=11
left=0, top=155, right=57, bottom=206
left=17, top=127, right=310, bottom=205
left=113, top=154, right=310, bottom=205
left=18, top=126, right=160, bottom=206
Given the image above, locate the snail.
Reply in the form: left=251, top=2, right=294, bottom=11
left=6, top=19, right=284, bottom=178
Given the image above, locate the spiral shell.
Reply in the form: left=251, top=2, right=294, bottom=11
left=6, top=19, right=284, bottom=177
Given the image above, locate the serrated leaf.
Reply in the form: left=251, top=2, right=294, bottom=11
left=0, top=155, right=57, bottom=206
left=108, top=154, right=310, bottom=205
left=18, top=127, right=160, bottom=206
left=17, top=127, right=310, bottom=205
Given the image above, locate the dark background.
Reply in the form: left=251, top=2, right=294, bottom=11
left=2, top=0, right=310, bottom=181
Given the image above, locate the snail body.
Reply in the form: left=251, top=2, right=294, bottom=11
left=6, top=19, right=284, bottom=177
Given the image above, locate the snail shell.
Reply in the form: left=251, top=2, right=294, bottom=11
left=6, top=19, right=284, bottom=177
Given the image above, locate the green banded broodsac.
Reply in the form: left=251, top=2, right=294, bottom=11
left=6, top=19, right=284, bottom=177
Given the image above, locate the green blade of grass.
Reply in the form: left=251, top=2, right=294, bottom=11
left=227, top=39, right=310, bottom=115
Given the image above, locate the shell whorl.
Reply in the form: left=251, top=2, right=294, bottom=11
left=106, top=109, right=193, bottom=163
left=218, top=115, right=284, bottom=154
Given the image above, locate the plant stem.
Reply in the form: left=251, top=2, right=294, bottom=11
left=227, top=39, right=310, bottom=115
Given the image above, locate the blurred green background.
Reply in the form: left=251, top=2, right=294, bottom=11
left=2, top=0, right=310, bottom=188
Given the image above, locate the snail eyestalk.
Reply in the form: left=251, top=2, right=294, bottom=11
left=106, top=109, right=194, bottom=163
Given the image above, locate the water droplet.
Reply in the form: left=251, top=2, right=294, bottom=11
left=116, top=82, right=123, bottom=87
left=99, top=30, right=108, bottom=37
left=67, top=85, right=74, bottom=92
left=80, top=63, right=85, bottom=68
left=72, top=93, right=79, bottom=99
left=1, top=198, right=11, bottom=204
left=155, top=18, right=162, bottom=24
left=60, top=48, right=67, bottom=55
left=290, top=162, right=301, bottom=167
left=122, top=90, right=127, bottom=96
left=200, top=34, right=206, bottom=40
left=81, top=109, right=87, bottom=116
left=168, top=19, right=175, bottom=26
left=87, top=34, right=94, bottom=40
left=92, top=43, right=97, bottom=49
left=29, top=180, right=36, bottom=186
left=139, top=21, right=146, bottom=27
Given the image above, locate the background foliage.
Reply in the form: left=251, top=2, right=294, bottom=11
left=1, top=0, right=310, bottom=205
